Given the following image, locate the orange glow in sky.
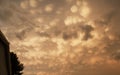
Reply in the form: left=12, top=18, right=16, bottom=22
left=1, top=0, right=120, bottom=75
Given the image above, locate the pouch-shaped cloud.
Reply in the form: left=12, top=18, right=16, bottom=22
left=0, top=0, right=120, bottom=75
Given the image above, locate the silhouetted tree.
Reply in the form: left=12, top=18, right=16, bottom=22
left=10, top=52, right=24, bottom=75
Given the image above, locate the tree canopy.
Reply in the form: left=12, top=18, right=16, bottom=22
left=10, top=52, right=24, bottom=75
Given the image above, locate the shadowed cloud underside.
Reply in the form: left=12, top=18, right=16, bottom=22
left=0, top=0, right=120, bottom=75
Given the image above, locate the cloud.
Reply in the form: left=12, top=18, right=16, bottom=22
left=81, top=25, right=94, bottom=40
left=0, top=0, right=120, bottom=75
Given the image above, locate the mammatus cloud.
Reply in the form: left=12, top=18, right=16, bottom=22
left=0, top=0, right=120, bottom=75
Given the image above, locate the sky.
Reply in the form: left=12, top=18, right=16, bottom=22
left=0, top=0, right=120, bottom=75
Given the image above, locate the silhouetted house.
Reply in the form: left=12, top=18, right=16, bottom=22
left=0, top=31, right=12, bottom=75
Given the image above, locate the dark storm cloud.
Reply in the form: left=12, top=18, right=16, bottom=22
left=81, top=25, right=94, bottom=40
left=62, top=31, right=78, bottom=40
left=61, top=24, right=94, bottom=40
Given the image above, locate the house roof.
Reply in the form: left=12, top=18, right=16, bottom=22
left=0, top=30, right=9, bottom=46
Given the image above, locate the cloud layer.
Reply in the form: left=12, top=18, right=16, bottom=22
left=0, top=0, right=120, bottom=75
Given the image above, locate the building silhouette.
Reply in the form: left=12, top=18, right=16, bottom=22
left=0, top=31, right=12, bottom=75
